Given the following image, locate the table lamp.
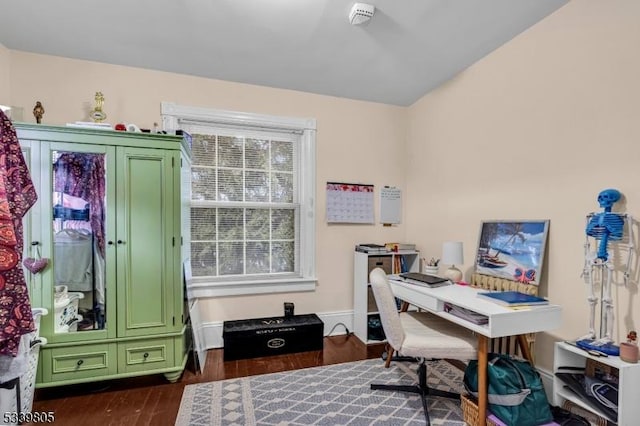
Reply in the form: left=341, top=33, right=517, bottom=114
left=442, top=241, right=463, bottom=282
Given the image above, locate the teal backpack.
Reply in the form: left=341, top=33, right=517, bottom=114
left=463, top=353, right=553, bottom=426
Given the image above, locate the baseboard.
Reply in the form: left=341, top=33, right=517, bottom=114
left=538, top=366, right=554, bottom=403
left=199, top=310, right=354, bottom=350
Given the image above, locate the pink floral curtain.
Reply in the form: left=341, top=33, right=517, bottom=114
left=0, top=110, right=38, bottom=357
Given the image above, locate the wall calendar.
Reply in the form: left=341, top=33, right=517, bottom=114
left=326, top=182, right=374, bottom=224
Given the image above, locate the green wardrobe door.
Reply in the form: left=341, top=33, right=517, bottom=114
left=116, top=147, right=176, bottom=337
left=20, top=141, right=42, bottom=308
left=42, top=141, right=116, bottom=344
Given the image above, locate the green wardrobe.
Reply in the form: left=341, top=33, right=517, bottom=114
left=16, top=123, right=191, bottom=387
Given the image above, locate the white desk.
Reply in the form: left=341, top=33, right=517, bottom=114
left=389, top=277, right=562, bottom=426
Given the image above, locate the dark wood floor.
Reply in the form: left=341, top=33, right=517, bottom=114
left=30, top=335, right=386, bottom=426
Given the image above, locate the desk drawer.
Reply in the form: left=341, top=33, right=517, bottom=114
left=392, top=282, right=442, bottom=312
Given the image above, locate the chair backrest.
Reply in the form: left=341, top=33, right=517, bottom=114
left=369, top=267, right=405, bottom=351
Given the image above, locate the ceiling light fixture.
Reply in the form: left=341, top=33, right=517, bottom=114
left=349, top=3, right=375, bottom=25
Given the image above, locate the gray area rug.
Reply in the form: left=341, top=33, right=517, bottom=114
left=176, top=358, right=467, bottom=425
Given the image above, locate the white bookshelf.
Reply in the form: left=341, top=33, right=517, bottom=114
left=353, top=250, right=419, bottom=344
left=553, top=341, right=640, bottom=425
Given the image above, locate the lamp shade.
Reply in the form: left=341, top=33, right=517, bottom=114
left=442, top=241, right=463, bottom=266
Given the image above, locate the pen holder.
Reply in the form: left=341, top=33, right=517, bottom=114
left=619, top=342, right=638, bottom=363
left=423, top=265, right=439, bottom=275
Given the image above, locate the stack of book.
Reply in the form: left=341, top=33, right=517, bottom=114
left=355, top=244, right=389, bottom=254
left=385, top=242, right=416, bottom=252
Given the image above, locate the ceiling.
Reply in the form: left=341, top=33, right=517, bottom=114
left=0, top=0, right=568, bottom=107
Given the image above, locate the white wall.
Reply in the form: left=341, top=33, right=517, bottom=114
left=406, top=0, right=640, bottom=370
left=7, top=51, right=409, bottom=323
left=0, top=43, right=10, bottom=103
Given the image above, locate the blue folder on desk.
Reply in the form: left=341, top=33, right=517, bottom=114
left=477, top=291, right=548, bottom=307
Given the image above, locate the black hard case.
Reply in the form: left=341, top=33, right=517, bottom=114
left=222, top=314, right=324, bottom=361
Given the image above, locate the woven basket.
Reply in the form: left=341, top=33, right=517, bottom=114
left=461, top=393, right=500, bottom=426
left=562, top=400, right=607, bottom=426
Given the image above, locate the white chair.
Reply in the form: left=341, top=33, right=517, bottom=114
left=369, top=267, right=478, bottom=425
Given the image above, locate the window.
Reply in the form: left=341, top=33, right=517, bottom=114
left=162, top=103, right=316, bottom=297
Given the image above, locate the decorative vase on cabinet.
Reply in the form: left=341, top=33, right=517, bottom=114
left=16, top=123, right=191, bottom=388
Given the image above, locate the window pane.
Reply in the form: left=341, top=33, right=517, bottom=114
left=192, top=167, right=216, bottom=201
left=191, top=208, right=216, bottom=240
left=272, top=172, right=293, bottom=203
left=219, top=242, right=244, bottom=275
left=246, top=241, right=269, bottom=274
left=272, top=209, right=295, bottom=240
left=271, top=140, right=293, bottom=172
left=191, top=242, right=216, bottom=277
left=218, top=136, right=243, bottom=168
left=246, top=138, right=269, bottom=169
left=218, top=169, right=243, bottom=201
left=246, top=208, right=269, bottom=240
left=218, top=208, right=243, bottom=240
left=272, top=241, right=294, bottom=273
left=180, top=118, right=308, bottom=284
left=191, top=134, right=216, bottom=167
left=245, top=171, right=269, bottom=202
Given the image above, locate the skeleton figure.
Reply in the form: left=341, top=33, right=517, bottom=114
left=587, top=189, right=624, bottom=260
left=580, top=189, right=633, bottom=348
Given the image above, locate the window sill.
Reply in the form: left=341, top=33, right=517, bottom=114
left=187, top=277, right=317, bottom=298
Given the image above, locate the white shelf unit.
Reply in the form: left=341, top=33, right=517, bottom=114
left=553, top=341, right=640, bottom=425
left=353, top=250, right=419, bottom=344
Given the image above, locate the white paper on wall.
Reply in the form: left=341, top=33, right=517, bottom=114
left=380, top=186, right=401, bottom=224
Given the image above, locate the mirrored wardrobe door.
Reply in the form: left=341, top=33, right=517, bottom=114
left=49, top=144, right=115, bottom=339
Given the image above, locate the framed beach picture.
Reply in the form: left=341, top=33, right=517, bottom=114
left=474, top=220, right=550, bottom=285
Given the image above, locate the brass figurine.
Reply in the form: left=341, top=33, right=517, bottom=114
left=89, top=91, right=107, bottom=123
left=33, top=101, right=45, bottom=124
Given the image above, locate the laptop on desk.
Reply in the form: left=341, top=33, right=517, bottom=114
left=398, top=272, right=451, bottom=288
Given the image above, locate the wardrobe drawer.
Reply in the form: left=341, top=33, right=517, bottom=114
left=118, top=339, right=174, bottom=373
left=42, top=343, right=117, bottom=383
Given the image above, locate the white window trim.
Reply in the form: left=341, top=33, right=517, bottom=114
left=161, top=102, right=317, bottom=298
